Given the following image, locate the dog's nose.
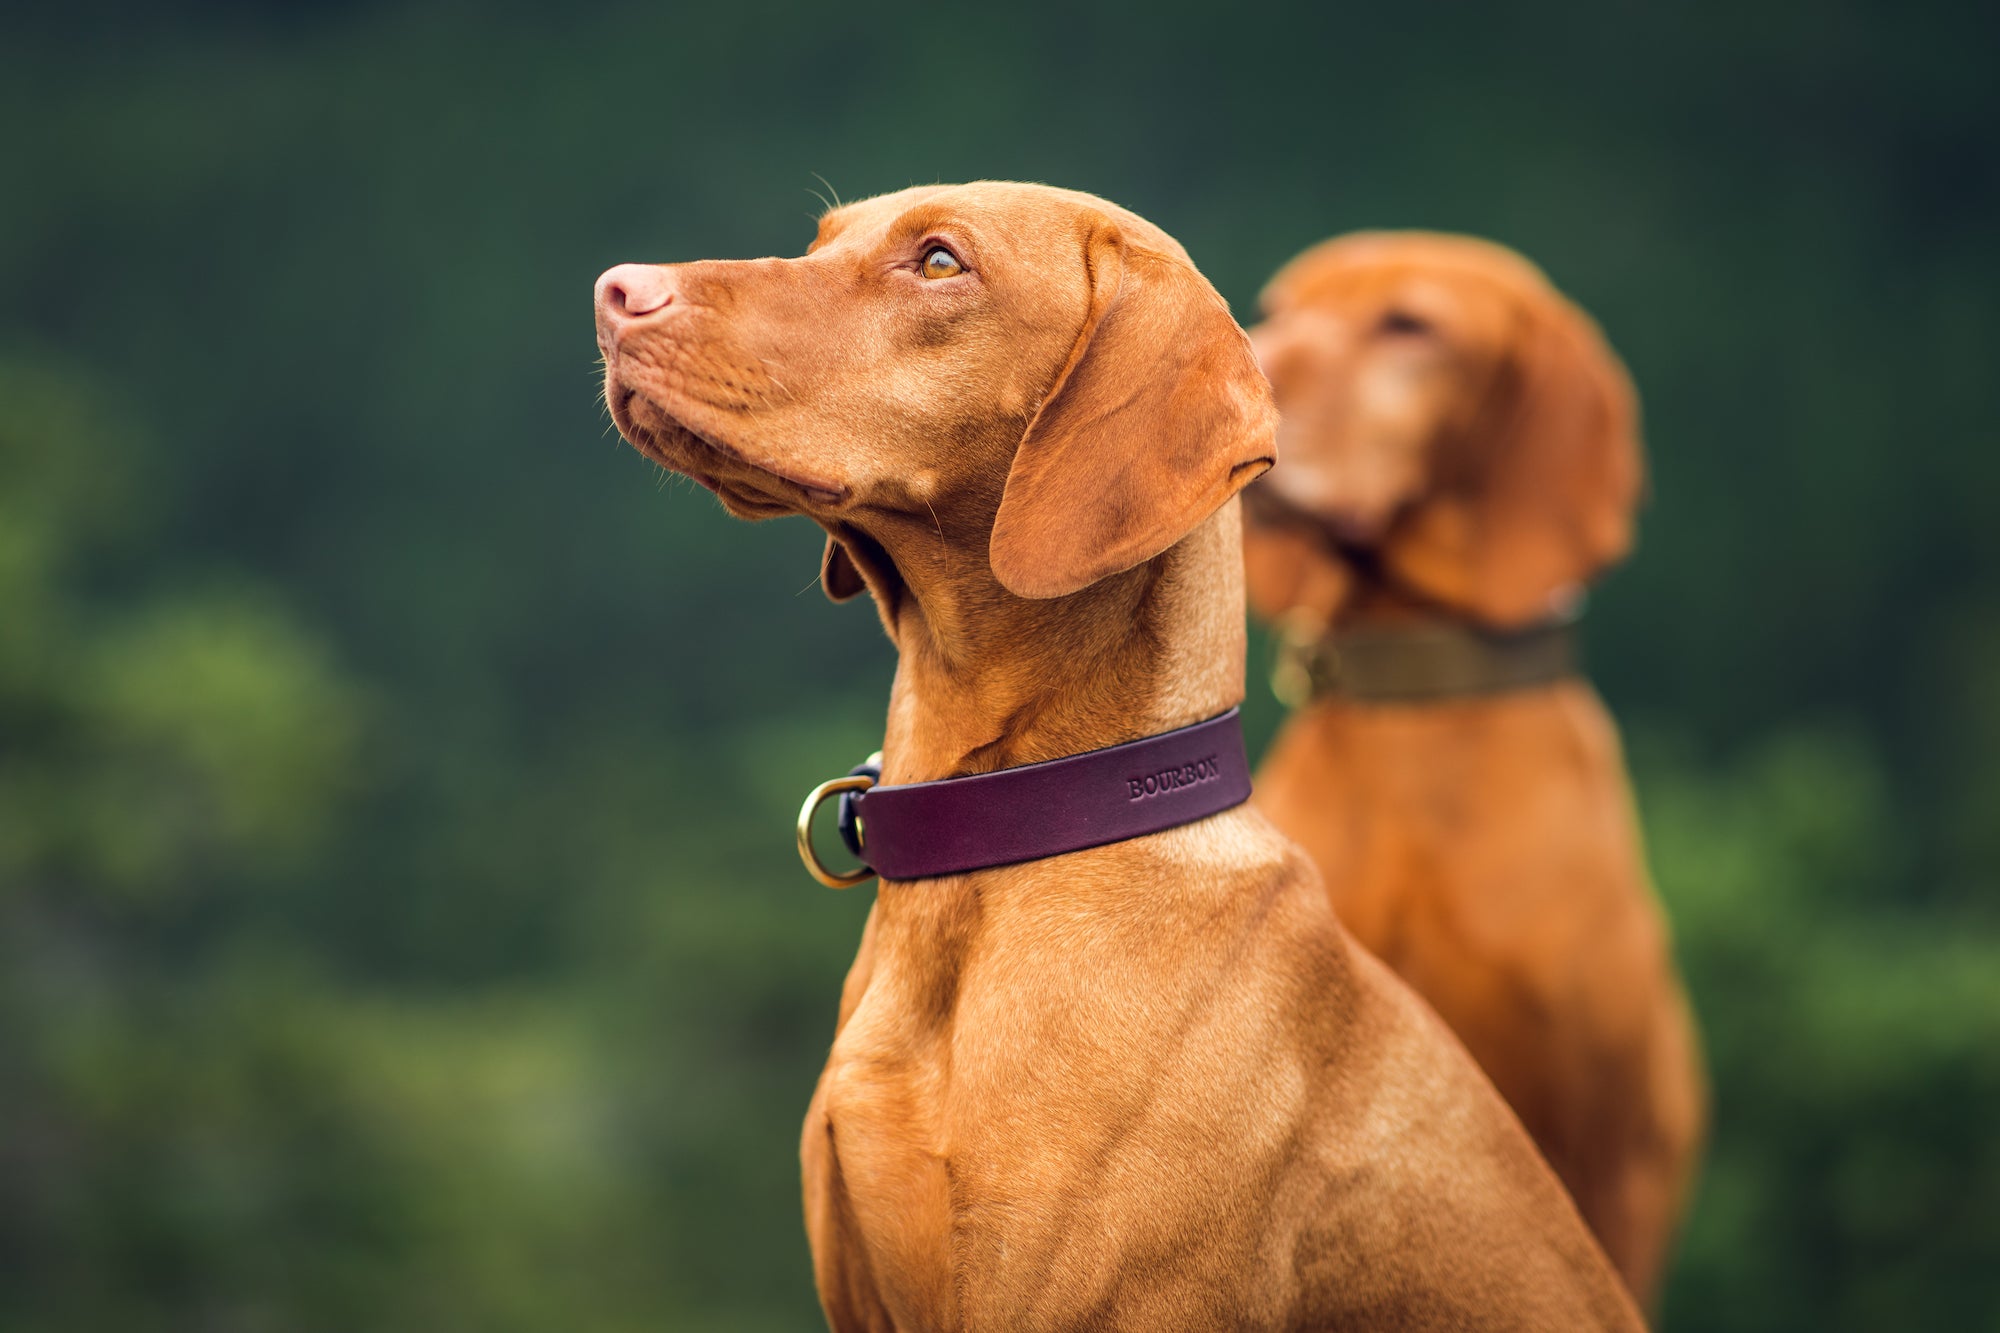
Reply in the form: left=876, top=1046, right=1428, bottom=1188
left=595, top=263, right=676, bottom=326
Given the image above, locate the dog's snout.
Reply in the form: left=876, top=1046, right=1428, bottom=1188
left=595, top=263, right=676, bottom=324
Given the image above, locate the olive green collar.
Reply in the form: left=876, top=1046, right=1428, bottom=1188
left=1271, top=610, right=1581, bottom=706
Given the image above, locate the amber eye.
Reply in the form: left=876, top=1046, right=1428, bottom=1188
left=1376, top=309, right=1433, bottom=337
left=921, top=246, right=965, bottom=280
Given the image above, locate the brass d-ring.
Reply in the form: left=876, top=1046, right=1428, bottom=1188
left=797, top=774, right=877, bottom=889
left=1271, top=607, right=1332, bottom=709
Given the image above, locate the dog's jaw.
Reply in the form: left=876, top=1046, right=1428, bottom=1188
left=605, top=372, right=848, bottom=519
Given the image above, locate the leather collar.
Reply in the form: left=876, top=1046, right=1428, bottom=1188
left=1273, top=613, right=1579, bottom=706
left=797, top=708, right=1253, bottom=886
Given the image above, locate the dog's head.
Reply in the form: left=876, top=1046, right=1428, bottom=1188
left=596, top=182, right=1275, bottom=621
left=1245, top=232, right=1643, bottom=628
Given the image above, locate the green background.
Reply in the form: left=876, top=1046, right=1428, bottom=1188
left=4, top=1, right=1996, bottom=1327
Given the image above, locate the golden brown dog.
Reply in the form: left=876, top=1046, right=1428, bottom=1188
left=1243, top=231, right=1706, bottom=1307
left=595, top=186, right=1642, bottom=1330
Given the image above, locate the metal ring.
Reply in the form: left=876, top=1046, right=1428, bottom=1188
left=1271, top=608, right=1332, bottom=708
left=797, top=774, right=877, bottom=888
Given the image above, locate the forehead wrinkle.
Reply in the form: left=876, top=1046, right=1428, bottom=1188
left=884, top=203, right=982, bottom=249
left=809, top=201, right=887, bottom=254
left=812, top=185, right=955, bottom=249
left=831, top=205, right=986, bottom=264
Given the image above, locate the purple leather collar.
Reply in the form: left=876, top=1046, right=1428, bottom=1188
left=809, top=708, right=1252, bottom=883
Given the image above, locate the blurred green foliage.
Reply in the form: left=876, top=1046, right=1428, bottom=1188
left=2, top=0, right=1996, bottom=1328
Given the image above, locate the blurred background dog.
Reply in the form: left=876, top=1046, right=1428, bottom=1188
left=3, top=3, right=1995, bottom=1331
left=1243, top=231, right=1705, bottom=1306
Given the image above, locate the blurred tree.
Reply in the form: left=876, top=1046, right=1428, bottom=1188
left=0, top=353, right=863, bottom=1330
left=1640, top=727, right=2000, bottom=1331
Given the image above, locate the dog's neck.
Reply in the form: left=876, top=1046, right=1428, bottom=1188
left=872, top=502, right=1247, bottom=786
left=1339, top=565, right=1462, bottom=627
left=1336, top=551, right=1582, bottom=635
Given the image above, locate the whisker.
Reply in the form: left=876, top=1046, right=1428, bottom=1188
left=754, top=356, right=790, bottom=399
left=924, top=498, right=947, bottom=553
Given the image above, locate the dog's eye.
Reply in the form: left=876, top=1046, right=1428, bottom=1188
left=1375, top=309, right=1433, bottom=337
left=921, top=246, right=965, bottom=280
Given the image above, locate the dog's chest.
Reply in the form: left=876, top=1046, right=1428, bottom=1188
left=809, top=893, right=1328, bottom=1331
left=815, top=994, right=963, bottom=1329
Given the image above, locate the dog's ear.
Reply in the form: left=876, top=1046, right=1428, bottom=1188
left=1386, top=295, right=1644, bottom=626
left=989, top=223, right=1278, bottom=600
left=820, top=534, right=866, bottom=602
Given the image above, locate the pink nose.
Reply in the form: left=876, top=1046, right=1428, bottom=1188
left=595, top=263, right=676, bottom=324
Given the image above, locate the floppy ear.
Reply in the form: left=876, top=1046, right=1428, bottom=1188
left=988, top=223, right=1278, bottom=599
left=820, top=534, right=866, bottom=602
left=1385, top=296, right=1644, bottom=626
